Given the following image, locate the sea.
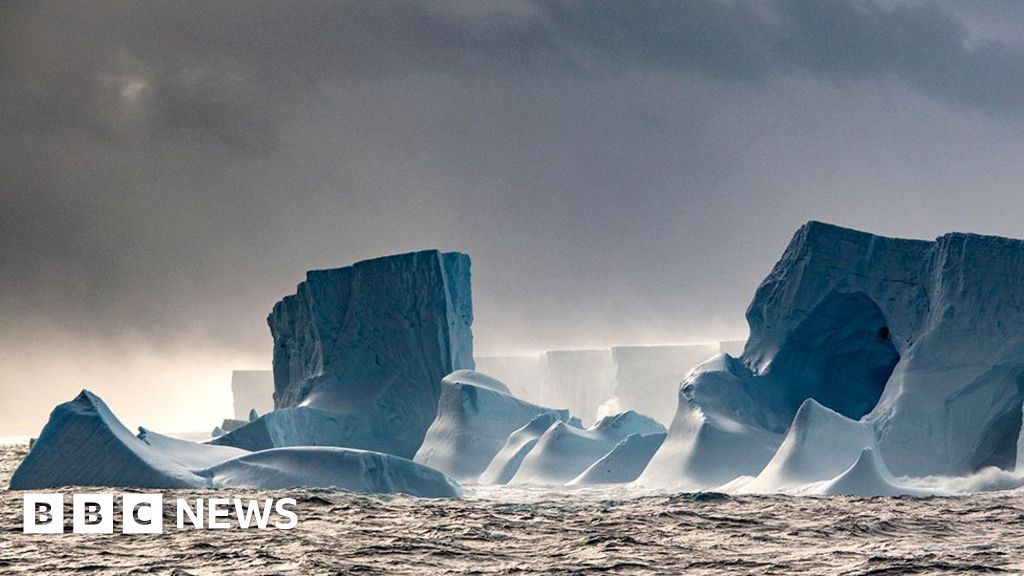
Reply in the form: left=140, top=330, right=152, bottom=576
left=3, top=440, right=1024, bottom=575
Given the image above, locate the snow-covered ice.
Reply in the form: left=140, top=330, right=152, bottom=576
left=511, top=410, right=665, bottom=485
left=568, top=431, right=666, bottom=485
left=10, top=390, right=459, bottom=497
left=413, top=370, right=571, bottom=481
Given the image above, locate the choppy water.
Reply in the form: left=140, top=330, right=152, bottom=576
left=4, top=442, right=1024, bottom=575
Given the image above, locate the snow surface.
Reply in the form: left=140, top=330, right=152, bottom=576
left=568, top=432, right=666, bottom=486
left=267, top=250, right=474, bottom=458
left=10, top=390, right=460, bottom=497
left=204, top=447, right=459, bottom=496
left=736, top=399, right=877, bottom=494
left=231, top=370, right=274, bottom=421
left=413, top=370, right=571, bottom=481
left=478, top=411, right=569, bottom=485
left=511, top=411, right=665, bottom=486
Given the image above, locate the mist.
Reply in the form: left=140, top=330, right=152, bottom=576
left=4, top=1, right=1024, bottom=434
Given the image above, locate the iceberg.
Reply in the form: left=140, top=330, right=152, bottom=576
left=611, top=344, right=719, bottom=425
left=413, top=370, right=572, bottom=481
left=231, top=370, right=274, bottom=421
left=10, top=390, right=460, bottom=497
left=568, top=432, right=666, bottom=486
left=228, top=250, right=474, bottom=459
left=477, top=411, right=569, bottom=485
left=204, top=447, right=459, bottom=496
left=541, top=349, right=617, bottom=425
left=735, top=399, right=877, bottom=494
left=511, top=411, right=665, bottom=486
left=642, top=221, right=1024, bottom=491
left=473, top=355, right=546, bottom=404
left=810, top=448, right=929, bottom=497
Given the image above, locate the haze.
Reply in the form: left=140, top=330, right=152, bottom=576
left=3, top=0, right=1024, bottom=434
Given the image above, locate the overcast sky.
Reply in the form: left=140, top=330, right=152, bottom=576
left=3, top=0, right=1024, bottom=434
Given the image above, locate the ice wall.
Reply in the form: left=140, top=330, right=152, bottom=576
left=231, top=370, right=274, bottom=420
left=266, top=250, right=474, bottom=458
left=611, top=345, right=719, bottom=425
left=473, top=355, right=546, bottom=404
left=643, top=221, right=1024, bottom=488
left=541, top=349, right=616, bottom=425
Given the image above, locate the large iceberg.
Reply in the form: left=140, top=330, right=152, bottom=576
left=611, top=344, right=719, bottom=425
left=413, top=370, right=571, bottom=481
left=641, top=221, right=1024, bottom=491
left=10, top=390, right=459, bottom=497
left=511, top=411, right=665, bottom=485
left=540, top=349, right=616, bottom=425
left=231, top=370, right=274, bottom=420
left=473, top=355, right=546, bottom=404
left=218, top=251, right=474, bottom=459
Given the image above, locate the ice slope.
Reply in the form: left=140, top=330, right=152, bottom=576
left=611, top=345, right=719, bottom=425
left=511, top=411, right=665, bottom=485
left=737, top=400, right=877, bottom=494
left=413, top=370, right=572, bottom=481
left=541, top=349, right=617, bottom=425
left=268, top=250, right=474, bottom=458
left=137, top=427, right=249, bottom=469
left=11, top=391, right=209, bottom=489
left=473, top=355, right=546, bottom=404
left=11, top=391, right=461, bottom=497
left=568, top=432, right=666, bottom=485
left=642, top=221, right=1024, bottom=489
left=204, top=447, right=459, bottom=497
left=810, top=448, right=930, bottom=497
left=478, top=411, right=568, bottom=485
left=211, top=406, right=385, bottom=452
left=637, top=355, right=783, bottom=490
left=231, top=370, right=274, bottom=421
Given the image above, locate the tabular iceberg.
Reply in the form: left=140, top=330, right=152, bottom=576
left=511, top=410, right=665, bottom=485
left=611, top=344, right=719, bottom=425
left=231, top=370, right=274, bottom=421
left=218, top=250, right=474, bottom=459
left=541, top=349, right=617, bottom=425
left=10, top=390, right=460, bottom=497
left=413, top=370, right=572, bottom=481
left=641, top=221, right=1024, bottom=491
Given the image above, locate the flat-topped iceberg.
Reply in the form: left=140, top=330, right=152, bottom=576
left=611, top=345, right=719, bottom=425
left=263, top=250, right=474, bottom=459
left=10, top=390, right=459, bottom=497
left=413, top=370, right=572, bottom=481
left=641, top=221, right=1024, bottom=493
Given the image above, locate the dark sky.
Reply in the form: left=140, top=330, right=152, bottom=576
left=3, top=0, right=1024, bottom=433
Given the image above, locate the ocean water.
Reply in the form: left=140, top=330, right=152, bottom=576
left=4, top=441, right=1024, bottom=575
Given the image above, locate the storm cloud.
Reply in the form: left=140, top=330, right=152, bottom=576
left=3, top=0, right=1024, bottom=433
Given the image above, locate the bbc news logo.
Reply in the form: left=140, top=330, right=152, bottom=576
left=23, top=493, right=299, bottom=534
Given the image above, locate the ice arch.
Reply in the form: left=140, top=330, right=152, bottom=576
left=765, top=291, right=900, bottom=423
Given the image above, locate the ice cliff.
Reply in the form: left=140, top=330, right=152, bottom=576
left=641, top=221, right=1024, bottom=491
left=611, top=345, right=719, bottom=425
left=217, top=251, right=474, bottom=459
